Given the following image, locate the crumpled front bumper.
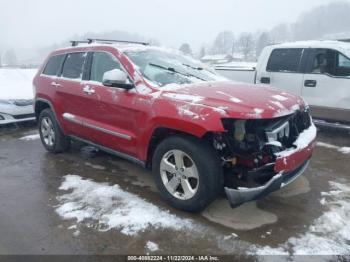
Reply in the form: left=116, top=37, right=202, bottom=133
left=225, top=160, right=310, bottom=208
left=225, top=122, right=317, bottom=208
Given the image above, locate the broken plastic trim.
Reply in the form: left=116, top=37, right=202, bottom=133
left=225, top=160, right=310, bottom=208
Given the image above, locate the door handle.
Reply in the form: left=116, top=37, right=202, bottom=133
left=50, top=81, right=61, bottom=88
left=304, top=80, right=317, bottom=87
left=83, top=85, right=95, bottom=95
left=260, top=77, right=270, bottom=84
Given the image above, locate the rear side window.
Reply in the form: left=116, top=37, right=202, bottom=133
left=62, top=52, right=86, bottom=79
left=90, top=52, right=123, bottom=82
left=267, top=48, right=303, bottom=73
left=42, top=55, right=65, bottom=76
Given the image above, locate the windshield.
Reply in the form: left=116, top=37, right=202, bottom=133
left=123, top=49, right=223, bottom=87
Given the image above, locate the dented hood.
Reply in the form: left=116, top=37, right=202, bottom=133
left=160, top=81, right=305, bottom=119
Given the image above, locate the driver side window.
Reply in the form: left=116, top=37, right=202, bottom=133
left=90, top=52, right=123, bottom=82
left=307, top=49, right=350, bottom=77
left=336, top=53, right=350, bottom=77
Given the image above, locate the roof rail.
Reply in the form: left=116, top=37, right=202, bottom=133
left=70, top=40, right=90, bottom=47
left=87, top=38, right=149, bottom=46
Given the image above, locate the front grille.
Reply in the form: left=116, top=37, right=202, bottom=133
left=265, top=110, right=311, bottom=148
left=13, top=113, right=35, bottom=120
left=288, top=110, right=311, bottom=142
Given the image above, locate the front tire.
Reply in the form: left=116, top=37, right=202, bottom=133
left=38, top=108, right=70, bottom=153
left=152, top=135, right=222, bottom=212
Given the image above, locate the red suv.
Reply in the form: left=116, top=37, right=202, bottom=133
left=33, top=39, right=317, bottom=212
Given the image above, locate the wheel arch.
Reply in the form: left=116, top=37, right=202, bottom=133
left=144, top=126, right=216, bottom=169
left=34, top=98, right=64, bottom=131
left=34, top=99, right=53, bottom=119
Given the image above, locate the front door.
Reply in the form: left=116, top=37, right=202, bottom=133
left=80, top=51, right=142, bottom=157
left=302, top=48, right=350, bottom=122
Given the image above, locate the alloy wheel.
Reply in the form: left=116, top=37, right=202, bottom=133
left=160, top=149, right=199, bottom=200
left=41, top=117, right=55, bottom=147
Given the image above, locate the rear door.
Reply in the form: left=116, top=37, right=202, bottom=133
left=56, top=51, right=91, bottom=138
left=302, top=48, right=350, bottom=122
left=257, top=48, right=305, bottom=96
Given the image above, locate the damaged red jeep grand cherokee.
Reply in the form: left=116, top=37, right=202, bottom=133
left=33, top=39, right=317, bottom=212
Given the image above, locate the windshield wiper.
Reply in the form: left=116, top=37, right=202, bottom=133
left=182, top=63, right=203, bottom=71
left=149, top=63, right=206, bottom=81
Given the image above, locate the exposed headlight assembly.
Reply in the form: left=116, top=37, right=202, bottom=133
left=234, top=120, right=246, bottom=142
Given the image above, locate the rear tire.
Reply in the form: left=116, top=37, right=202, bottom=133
left=152, top=135, right=222, bottom=212
left=38, top=108, right=70, bottom=153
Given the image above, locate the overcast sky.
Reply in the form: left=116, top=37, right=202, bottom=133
left=0, top=0, right=343, bottom=50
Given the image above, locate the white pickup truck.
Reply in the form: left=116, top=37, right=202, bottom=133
left=215, top=40, right=350, bottom=126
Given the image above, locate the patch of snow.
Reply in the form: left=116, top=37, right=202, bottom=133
left=136, top=84, right=153, bottom=95
left=55, top=175, right=193, bottom=236
left=0, top=68, right=37, bottom=100
left=19, top=134, right=40, bottom=141
left=85, top=162, right=106, bottom=170
left=272, top=95, right=288, bottom=102
left=254, top=108, right=264, bottom=114
left=291, top=104, right=301, bottom=111
left=162, top=93, right=204, bottom=103
left=149, top=91, right=162, bottom=99
left=159, top=83, right=182, bottom=91
left=230, top=97, right=242, bottom=103
left=276, top=123, right=317, bottom=158
left=317, top=142, right=350, bottom=155
left=223, top=233, right=238, bottom=240
left=317, top=142, right=338, bottom=149
left=213, top=106, right=228, bottom=115
left=338, top=147, right=350, bottom=154
left=266, top=141, right=282, bottom=147
left=145, top=241, right=159, bottom=252
left=273, top=108, right=294, bottom=118
left=177, top=105, right=200, bottom=120
left=253, top=246, right=289, bottom=255
left=216, top=91, right=242, bottom=103
left=250, top=181, right=350, bottom=255
left=270, top=100, right=285, bottom=109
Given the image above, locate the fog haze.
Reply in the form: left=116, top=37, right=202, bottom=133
left=0, top=0, right=341, bottom=50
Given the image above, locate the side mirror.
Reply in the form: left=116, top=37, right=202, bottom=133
left=102, top=69, right=134, bottom=90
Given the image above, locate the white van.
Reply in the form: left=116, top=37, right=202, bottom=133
left=215, top=41, right=350, bottom=125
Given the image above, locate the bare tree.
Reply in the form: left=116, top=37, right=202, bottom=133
left=199, top=46, right=206, bottom=59
left=3, top=49, right=18, bottom=66
left=256, top=32, right=270, bottom=57
left=148, top=38, right=161, bottom=46
left=179, top=43, right=193, bottom=56
left=211, top=31, right=235, bottom=55
left=238, top=33, right=254, bottom=60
